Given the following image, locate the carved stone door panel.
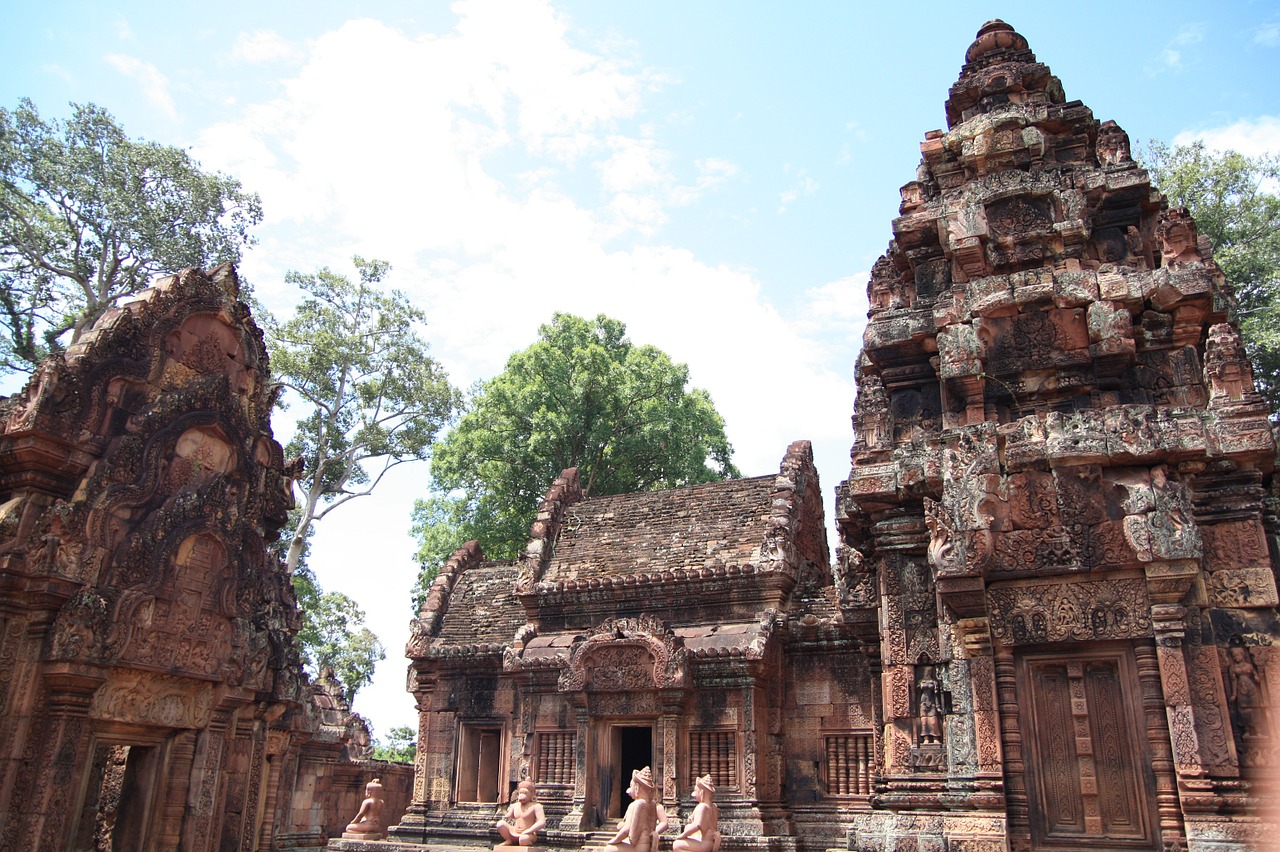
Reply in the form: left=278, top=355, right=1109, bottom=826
left=1016, top=647, right=1158, bottom=850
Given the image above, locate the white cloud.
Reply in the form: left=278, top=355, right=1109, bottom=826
left=114, top=16, right=134, bottom=41
left=1148, top=23, right=1206, bottom=74
left=193, top=0, right=859, bottom=733
left=1172, top=23, right=1206, bottom=45
left=1256, top=22, right=1280, bottom=47
left=105, top=54, right=178, bottom=119
left=778, top=167, right=819, bottom=214
left=1173, top=116, right=1280, bottom=157
left=230, top=29, right=302, bottom=64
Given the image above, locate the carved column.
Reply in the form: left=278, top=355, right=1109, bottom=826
left=658, top=705, right=680, bottom=818
left=959, top=618, right=1004, bottom=808
left=31, top=664, right=103, bottom=850
left=1134, top=642, right=1188, bottom=850
left=994, top=642, right=1030, bottom=852
left=0, top=613, right=48, bottom=847
left=155, top=729, right=197, bottom=848
left=389, top=682, right=436, bottom=841
left=741, top=682, right=759, bottom=803
left=184, top=710, right=231, bottom=852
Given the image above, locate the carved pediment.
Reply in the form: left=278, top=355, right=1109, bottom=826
left=109, top=533, right=237, bottom=679
left=558, top=615, right=688, bottom=693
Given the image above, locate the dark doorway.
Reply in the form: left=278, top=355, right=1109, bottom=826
left=71, top=743, right=162, bottom=852
left=610, top=726, right=653, bottom=818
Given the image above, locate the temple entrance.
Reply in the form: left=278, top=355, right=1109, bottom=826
left=608, top=725, right=653, bottom=818
left=457, top=725, right=504, bottom=803
left=70, top=741, right=165, bottom=851
left=1016, top=646, right=1159, bottom=850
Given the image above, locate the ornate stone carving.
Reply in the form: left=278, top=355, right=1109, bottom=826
left=559, top=616, right=688, bottom=693
left=49, top=589, right=109, bottom=661
left=987, top=578, right=1153, bottom=645
left=90, top=671, right=215, bottom=728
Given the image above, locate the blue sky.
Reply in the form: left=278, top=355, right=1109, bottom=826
left=5, top=1, right=1279, bottom=737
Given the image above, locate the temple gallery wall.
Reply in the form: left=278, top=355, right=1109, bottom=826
left=0, top=18, right=1276, bottom=852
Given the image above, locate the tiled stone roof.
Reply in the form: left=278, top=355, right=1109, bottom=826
left=543, top=476, right=776, bottom=583
left=434, top=563, right=524, bottom=646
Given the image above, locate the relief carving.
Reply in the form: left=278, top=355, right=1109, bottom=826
left=91, top=671, right=214, bottom=728
left=559, top=615, right=687, bottom=693
left=987, top=578, right=1152, bottom=645
left=49, top=589, right=109, bottom=662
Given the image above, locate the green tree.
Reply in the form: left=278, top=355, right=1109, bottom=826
left=0, top=98, right=261, bottom=371
left=372, top=725, right=417, bottom=763
left=292, top=575, right=385, bottom=703
left=411, top=312, right=738, bottom=606
left=266, top=256, right=460, bottom=575
left=1143, top=140, right=1280, bottom=407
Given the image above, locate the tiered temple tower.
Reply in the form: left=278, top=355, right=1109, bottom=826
left=838, top=19, right=1278, bottom=852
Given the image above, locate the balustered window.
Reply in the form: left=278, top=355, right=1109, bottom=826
left=824, top=732, right=874, bottom=796
left=534, top=731, right=575, bottom=785
left=688, top=730, right=737, bottom=789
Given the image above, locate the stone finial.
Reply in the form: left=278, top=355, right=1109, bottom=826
left=965, top=19, right=1029, bottom=63
left=1097, top=120, right=1134, bottom=168
left=1157, top=206, right=1202, bottom=267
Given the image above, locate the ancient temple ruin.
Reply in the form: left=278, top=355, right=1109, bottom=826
left=839, top=19, right=1278, bottom=851
left=1, top=17, right=1276, bottom=852
left=0, top=266, right=409, bottom=850
left=394, top=19, right=1278, bottom=852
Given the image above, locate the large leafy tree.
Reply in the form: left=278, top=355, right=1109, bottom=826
left=268, top=507, right=383, bottom=703
left=411, top=312, right=738, bottom=606
left=291, top=565, right=385, bottom=704
left=1143, top=140, right=1280, bottom=408
left=372, top=725, right=417, bottom=763
left=266, top=256, right=460, bottom=576
left=0, top=98, right=261, bottom=371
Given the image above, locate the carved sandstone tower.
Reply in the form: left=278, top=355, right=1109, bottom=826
left=0, top=267, right=312, bottom=849
left=839, top=20, right=1278, bottom=852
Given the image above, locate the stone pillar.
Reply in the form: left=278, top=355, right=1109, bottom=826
left=958, top=618, right=1005, bottom=809
left=184, top=711, right=231, bottom=852
left=993, top=642, right=1030, bottom=852
left=31, top=663, right=103, bottom=849
left=154, top=729, right=197, bottom=848
left=1150, top=603, right=1205, bottom=778
left=390, top=683, right=434, bottom=839
left=1134, top=642, right=1188, bottom=850
left=658, top=706, right=680, bottom=819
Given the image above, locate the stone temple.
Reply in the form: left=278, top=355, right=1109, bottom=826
left=0, top=17, right=1276, bottom=852
left=391, top=20, right=1279, bottom=852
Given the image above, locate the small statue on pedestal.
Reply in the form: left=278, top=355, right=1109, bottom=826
left=495, top=779, right=546, bottom=847
left=604, top=766, right=658, bottom=852
left=673, top=774, right=721, bottom=852
left=342, top=777, right=387, bottom=840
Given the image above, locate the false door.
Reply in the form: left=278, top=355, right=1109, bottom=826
left=1017, top=647, right=1159, bottom=850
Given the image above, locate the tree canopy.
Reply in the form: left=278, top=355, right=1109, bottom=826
left=290, top=562, right=385, bottom=703
left=1143, top=140, right=1280, bottom=408
left=265, top=256, right=460, bottom=575
left=372, top=725, right=417, bottom=763
left=0, top=98, right=261, bottom=371
left=411, top=312, right=737, bottom=606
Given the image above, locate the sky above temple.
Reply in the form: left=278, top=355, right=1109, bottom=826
left=5, top=1, right=1279, bottom=737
